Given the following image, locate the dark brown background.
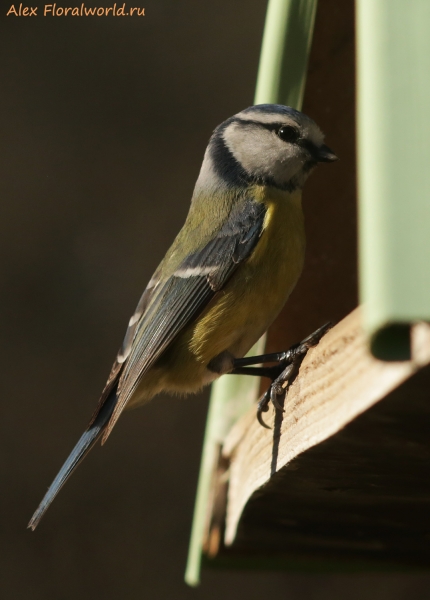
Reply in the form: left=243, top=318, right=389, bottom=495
left=1, top=1, right=429, bottom=598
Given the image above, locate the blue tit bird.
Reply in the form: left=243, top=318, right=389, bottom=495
left=28, top=104, right=337, bottom=530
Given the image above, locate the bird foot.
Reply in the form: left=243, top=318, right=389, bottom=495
left=256, top=322, right=332, bottom=429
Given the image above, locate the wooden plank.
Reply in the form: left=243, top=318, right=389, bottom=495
left=217, top=308, right=430, bottom=562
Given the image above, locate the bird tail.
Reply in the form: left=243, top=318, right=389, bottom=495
left=28, top=389, right=118, bottom=531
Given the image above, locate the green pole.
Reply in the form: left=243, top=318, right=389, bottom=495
left=356, top=0, right=430, bottom=360
left=255, top=0, right=317, bottom=108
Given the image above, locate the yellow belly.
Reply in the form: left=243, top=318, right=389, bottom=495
left=132, top=186, right=306, bottom=401
left=192, top=186, right=305, bottom=359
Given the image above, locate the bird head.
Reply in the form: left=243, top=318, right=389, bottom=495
left=201, top=104, right=337, bottom=194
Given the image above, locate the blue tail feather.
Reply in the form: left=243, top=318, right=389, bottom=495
left=28, top=391, right=117, bottom=530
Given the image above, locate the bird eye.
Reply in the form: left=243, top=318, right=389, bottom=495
left=278, top=125, right=300, bottom=143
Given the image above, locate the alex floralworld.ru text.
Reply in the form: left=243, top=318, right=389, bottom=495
left=6, top=3, right=145, bottom=16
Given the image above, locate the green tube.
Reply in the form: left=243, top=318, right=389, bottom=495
left=356, top=0, right=430, bottom=360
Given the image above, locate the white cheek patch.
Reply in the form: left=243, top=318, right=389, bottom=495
left=223, top=122, right=276, bottom=173
left=223, top=121, right=303, bottom=185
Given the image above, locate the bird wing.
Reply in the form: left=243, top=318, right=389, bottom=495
left=101, top=198, right=267, bottom=443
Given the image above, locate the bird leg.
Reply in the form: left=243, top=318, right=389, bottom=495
left=229, top=322, right=332, bottom=428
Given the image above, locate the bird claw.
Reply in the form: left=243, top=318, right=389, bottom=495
left=270, top=383, right=285, bottom=411
left=257, top=389, right=272, bottom=429
left=255, top=367, right=290, bottom=429
left=256, top=322, right=332, bottom=428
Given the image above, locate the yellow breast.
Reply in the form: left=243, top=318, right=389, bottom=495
left=190, top=186, right=306, bottom=363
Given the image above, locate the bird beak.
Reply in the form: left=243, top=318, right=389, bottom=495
left=316, top=144, right=338, bottom=162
